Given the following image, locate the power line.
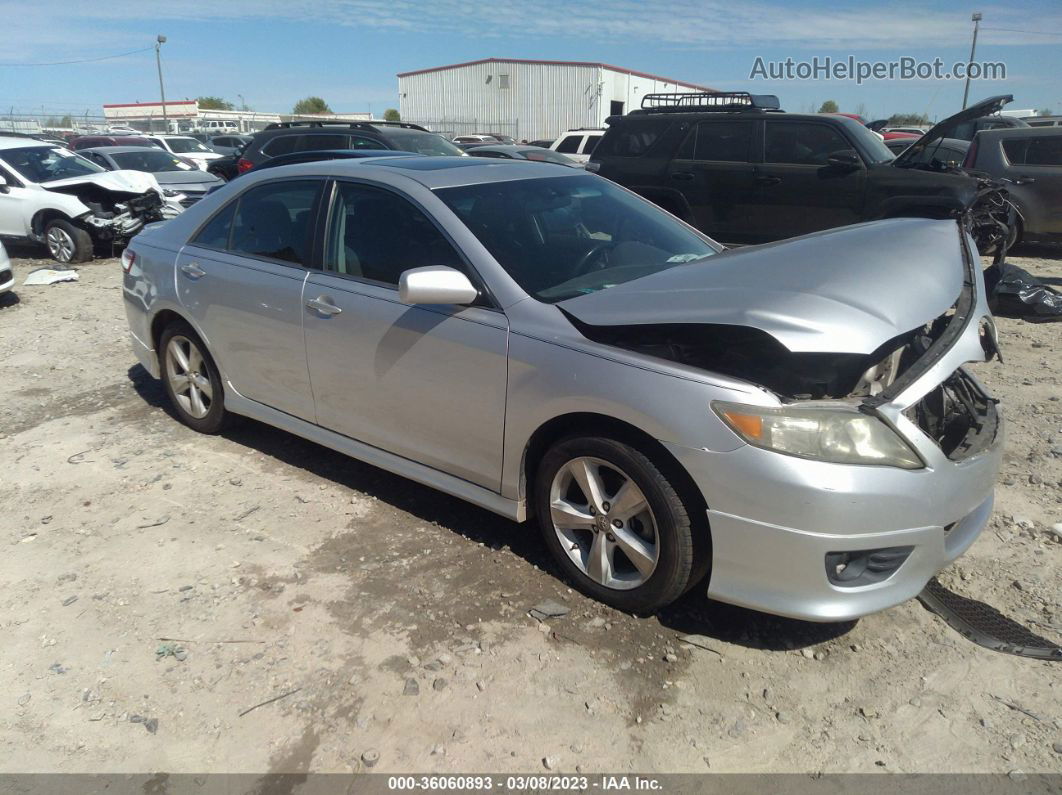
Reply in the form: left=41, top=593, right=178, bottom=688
left=0, top=46, right=153, bottom=67
left=979, top=26, right=1062, bottom=36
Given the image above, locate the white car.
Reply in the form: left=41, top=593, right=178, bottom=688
left=197, top=120, right=240, bottom=134
left=142, top=135, right=224, bottom=171
left=0, top=137, right=168, bottom=263
left=0, top=239, right=12, bottom=295
left=550, top=129, right=605, bottom=163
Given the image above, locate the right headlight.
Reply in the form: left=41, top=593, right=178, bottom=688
left=712, top=401, right=924, bottom=469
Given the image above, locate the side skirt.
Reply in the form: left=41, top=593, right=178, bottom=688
left=225, top=391, right=527, bottom=523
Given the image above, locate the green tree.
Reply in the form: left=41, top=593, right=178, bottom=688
left=292, top=96, right=331, bottom=115
left=888, top=112, right=930, bottom=126
left=383, top=108, right=401, bottom=122
left=817, top=100, right=839, bottom=114
left=1036, top=107, right=1054, bottom=116
left=197, top=96, right=234, bottom=110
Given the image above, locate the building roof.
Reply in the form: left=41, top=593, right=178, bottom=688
left=397, top=57, right=714, bottom=92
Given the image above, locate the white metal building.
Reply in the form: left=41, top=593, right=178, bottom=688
left=397, top=58, right=714, bottom=142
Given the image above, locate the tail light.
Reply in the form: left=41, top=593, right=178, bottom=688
left=237, top=157, right=253, bottom=174
left=121, top=249, right=137, bottom=273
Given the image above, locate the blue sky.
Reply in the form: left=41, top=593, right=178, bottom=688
left=1, top=0, right=1060, bottom=121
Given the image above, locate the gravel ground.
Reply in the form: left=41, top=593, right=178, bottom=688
left=0, top=240, right=1059, bottom=775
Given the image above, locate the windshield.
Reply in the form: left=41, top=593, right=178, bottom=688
left=112, top=150, right=194, bottom=173
left=386, top=131, right=465, bottom=156
left=519, top=148, right=576, bottom=165
left=840, top=120, right=895, bottom=164
left=166, top=137, right=212, bottom=153
left=0, top=146, right=105, bottom=183
left=436, top=174, right=721, bottom=302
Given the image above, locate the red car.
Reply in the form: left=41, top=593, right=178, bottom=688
left=67, top=135, right=156, bottom=151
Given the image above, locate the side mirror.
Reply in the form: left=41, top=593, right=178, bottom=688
left=399, top=266, right=478, bottom=306
left=827, top=149, right=862, bottom=170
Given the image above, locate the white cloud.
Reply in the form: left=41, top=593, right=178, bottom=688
left=1, top=0, right=1060, bottom=62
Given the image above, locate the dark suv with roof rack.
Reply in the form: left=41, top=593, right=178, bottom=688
left=236, top=120, right=464, bottom=175
left=590, top=92, right=1014, bottom=253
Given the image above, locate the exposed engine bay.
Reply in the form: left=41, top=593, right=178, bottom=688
left=42, top=183, right=165, bottom=243
left=963, top=176, right=1014, bottom=256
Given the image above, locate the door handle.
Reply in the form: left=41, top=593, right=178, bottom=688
left=670, top=172, right=695, bottom=181
left=755, top=175, right=782, bottom=186
left=305, top=296, right=342, bottom=316
left=179, top=262, right=206, bottom=279
left=1015, top=176, right=1036, bottom=185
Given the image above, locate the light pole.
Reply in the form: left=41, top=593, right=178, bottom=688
left=961, top=13, right=982, bottom=110
left=155, top=35, right=168, bottom=132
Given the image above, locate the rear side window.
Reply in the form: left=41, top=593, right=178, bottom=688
left=678, top=121, right=753, bottom=162
left=555, top=135, right=582, bottom=154
left=193, top=202, right=237, bottom=249
left=580, top=135, right=601, bottom=155
left=1021, top=136, right=1062, bottom=166
left=262, top=135, right=298, bottom=157
left=229, top=180, right=320, bottom=265
left=1001, top=139, right=1028, bottom=165
left=597, top=119, right=671, bottom=157
left=295, top=134, right=348, bottom=152
left=765, top=122, right=850, bottom=165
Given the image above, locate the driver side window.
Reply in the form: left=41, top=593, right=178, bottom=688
left=324, top=182, right=470, bottom=288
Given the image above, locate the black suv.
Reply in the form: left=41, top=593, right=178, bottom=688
left=236, top=120, right=463, bottom=175
left=590, top=92, right=1012, bottom=251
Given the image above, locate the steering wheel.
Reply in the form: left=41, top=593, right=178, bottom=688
left=572, top=242, right=613, bottom=277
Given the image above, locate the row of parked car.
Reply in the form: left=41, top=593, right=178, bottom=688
left=0, top=92, right=1059, bottom=264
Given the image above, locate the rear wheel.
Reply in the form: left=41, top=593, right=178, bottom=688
left=535, top=436, right=697, bottom=613
left=44, top=219, right=92, bottom=264
left=159, top=321, right=230, bottom=434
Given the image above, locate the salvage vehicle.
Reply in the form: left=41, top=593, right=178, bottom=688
left=68, top=135, right=154, bottom=151
left=960, top=127, right=1062, bottom=247
left=123, top=158, right=1002, bottom=621
left=885, top=136, right=969, bottom=167
left=0, top=240, right=12, bottom=295
left=0, top=137, right=166, bottom=263
left=143, top=135, right=224, bottom=171
left=80, top=146, right=221, bottom=209
left=466, top=144, right=583, bottom=167
left=590, top=93, right=1014, bottom=253
left=551, top=128, right=605, bottom=163
left=237, top=120, right=465, bottom=176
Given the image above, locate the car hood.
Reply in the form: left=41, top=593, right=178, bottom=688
left=152, top=170, right=220, bottom=187
left=894, top=94, right=1012, bottom=167
left=559, top=218, right=965, bottom=355
left=41, top=169, right=162, bottom=195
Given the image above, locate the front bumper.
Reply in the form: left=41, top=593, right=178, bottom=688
left=667, top=224, right=1004, bottom=622
left=665, top=434, right=1001, bottom=621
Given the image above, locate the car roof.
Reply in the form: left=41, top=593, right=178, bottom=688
left=975, top=126, right=1062, bottom=140
left=82, top=146, right=172, bottom=154
left=0, top=136, right=54, bottom=151
left=250, top=156, right=579, bottom=189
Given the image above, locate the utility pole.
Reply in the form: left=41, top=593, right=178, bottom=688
left=156, top=35, right=168, bottom=131
left=962, top=13, right=982, bottom=110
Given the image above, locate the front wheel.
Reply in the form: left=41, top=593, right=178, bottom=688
left=535, top=437, right=698, bottom=613
left=44, top=219, right=93, bottom=264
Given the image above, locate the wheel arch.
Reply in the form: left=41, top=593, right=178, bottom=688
left=30, top=208, right=75, bottom=239
left=521, top=412, right=708, bottom=520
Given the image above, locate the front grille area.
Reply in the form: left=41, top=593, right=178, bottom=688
left=906, top=368, right=999, bottom=460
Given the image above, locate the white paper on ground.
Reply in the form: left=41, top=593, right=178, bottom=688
left=23, top=268, right=79, bottom=286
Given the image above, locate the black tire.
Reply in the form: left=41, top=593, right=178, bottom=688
left=43, top=218, right=93, bottom=264
left=158, top=321, right=230, bottom=434
left=535, top=436, right=697, bottom=614
left=1005, top=217, right=1023, bottom=252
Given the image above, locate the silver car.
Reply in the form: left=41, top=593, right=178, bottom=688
left=122, top=157, right=1003, bottom=621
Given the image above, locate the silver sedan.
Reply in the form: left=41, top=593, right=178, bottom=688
left=122, top=157, right=1003, bottom=620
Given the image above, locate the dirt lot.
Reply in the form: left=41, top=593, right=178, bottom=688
left=1, top=242, right=1060, bottom=775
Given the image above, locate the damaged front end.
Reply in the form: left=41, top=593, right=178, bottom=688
left=46, top=182, right=165, bottom=245
left=561, top=217, right=1001, bottom=465
left=963, top=174, right=1014, bottom=256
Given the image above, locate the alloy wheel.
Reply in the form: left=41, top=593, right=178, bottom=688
left=165, top=335, right=213, bottom=419
left=46, top=226, right=75, bottom=263
left=549, top=456, right=659, bottom=590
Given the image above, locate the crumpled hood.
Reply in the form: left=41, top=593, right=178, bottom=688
left=42, top=169, right=162, bottom=196
left=560, top=218, right=966, bottom=355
